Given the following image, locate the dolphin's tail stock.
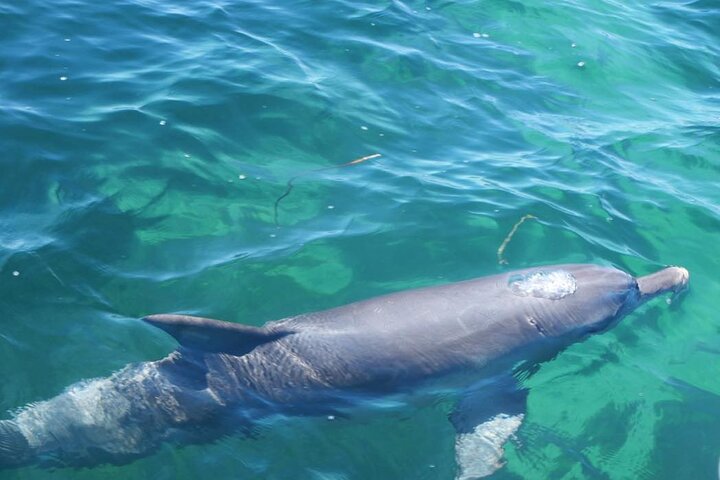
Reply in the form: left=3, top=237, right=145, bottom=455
left=0, top=420, right=32, bottom=468
left=0, top=360, right=233, bottom=469
left=637, top=266, right=690, bottom=303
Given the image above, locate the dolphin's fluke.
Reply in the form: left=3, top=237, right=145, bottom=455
left=637, top=266, right=689, bottom=301
left=0, top=421, right=32, bottom=468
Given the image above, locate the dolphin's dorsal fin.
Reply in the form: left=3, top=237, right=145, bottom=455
left=143, top=314, right=293, bottom=356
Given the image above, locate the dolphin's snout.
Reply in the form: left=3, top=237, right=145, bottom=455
left=637, top=266, right=690, bottom=301
left=672, top=266, right=690, bottom=288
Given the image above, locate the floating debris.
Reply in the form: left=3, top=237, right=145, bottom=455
left=497, top=214, right=536, bottom=265
left=273, top=153, right=381, bottom=225
left=59, top=76, right=68, bottom=81
left=360, top=125, right=368, bottom=131
left=577, top=61, right=586, bottom=68
left=571, top=43, right=577, bottom=48
left=238, top=174, right=247, bottom=180
left=159, top=120, right=166, bottom=126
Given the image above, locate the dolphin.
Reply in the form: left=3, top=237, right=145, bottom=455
left=0, top=263, right=689, bottom=476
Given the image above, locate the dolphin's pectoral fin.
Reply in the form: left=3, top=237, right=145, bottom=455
left=143, top=314, right=294, bottom=356
left=450, top=376, right=527, bottom=479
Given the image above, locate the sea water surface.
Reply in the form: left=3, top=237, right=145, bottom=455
left=1, top=0, right=719, bottom=478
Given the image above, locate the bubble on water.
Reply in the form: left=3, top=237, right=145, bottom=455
left=327, top=205, right=335, bottom=209
left=360, top=125, right=368, bottom=131
left=327, top=415, right=335, bottom=420
left=508, top=270, right=577, bottom=300
left=12, top=271, right=20, bottom=277
left=571, top=43, right=577, bottom=48
left=238, top=174, right=246, bottom=180
left=64, top=38, right=71, bottom=42
left=59, top=76, right=68, bottom=81
left=577, top=61, right=586, bottom=68
left=473, top=33, right=481, bottom=38
left=159, top=120, right=166, bottom=125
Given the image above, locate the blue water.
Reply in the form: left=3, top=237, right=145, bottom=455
left=1, top=0, right=719, bottom=478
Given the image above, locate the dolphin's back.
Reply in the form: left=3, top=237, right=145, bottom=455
left=222, top=264, right=637, bottom=403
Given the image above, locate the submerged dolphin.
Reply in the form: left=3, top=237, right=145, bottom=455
left=0, top=264, right=688, bottom=476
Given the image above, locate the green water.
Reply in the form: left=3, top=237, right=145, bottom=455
left=1, top=0, right=719, bottom=478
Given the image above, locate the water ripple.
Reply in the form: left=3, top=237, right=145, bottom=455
left=0, top=0, right=718, bottom=478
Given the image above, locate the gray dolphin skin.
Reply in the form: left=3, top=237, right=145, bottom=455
left=0, top=264, right=689, bottom=475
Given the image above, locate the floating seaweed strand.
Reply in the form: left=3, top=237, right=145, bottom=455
left=497, top=214, right=537, bottom=265
left=273, top=153, right=381, bottom=226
